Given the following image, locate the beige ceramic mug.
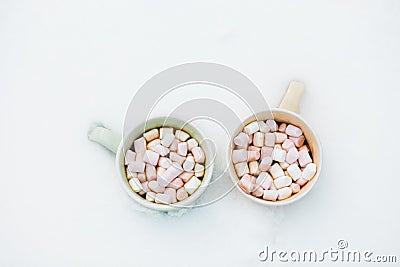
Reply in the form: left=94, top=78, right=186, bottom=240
left=228, top=81, right=322, bottom=206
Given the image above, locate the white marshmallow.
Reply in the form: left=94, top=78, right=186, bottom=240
left=177, top=142, right=188, bottom=157
left=148, top=180, right=166, bottom=193
left=233, top=132, right=249, bottom=148
left=277, top=187, right=292, bottom=200
left=192, top=146, right=205, bottom=163
left=165, top=188, right=177, bottom=203
left=261, top=147, right=273, bottom=159
left=158, top=157, right=172, bottom=169
left=143, top=129, right=159, bottom=142
left=146, top=192, right=156, bottom=202
left=161, top=132, right=175, bottom=147
left=134, top=137, right=147, bottom=153
left=159, top=128, right=173, bottom=139
left=272, top=148, right=287, bottom=162
left=287, top=164, right=302, bottom=181
left=263, top=190, right=278, bottom=201
left=259, top=157, right=272, bottom=172
left=169, top=139, right=179, bottom=152
left=274, top=176, right=292, bottom=189
left=244, top=121, right=259, bottom=135
left=184, top=176, right=201, bottom=195
left=234, top=162, right=249, bottom=177
left=151, top=144, right=170, bottom=156
left=125, top=150, right=136, bottom=165
left=270, top=163, right=284, bottom=179
left=232, top=149, right=248, bottom=164
left=183, top=155, right=195, bottom=172
left=266, top=120, right=278, bottom=132
left=258, top=121, right=270, bottom=133
left=286, top=147, right=299, bottom=164
left=249, top=161, right=260, bottom=175
left=155, top=193, right=172, bottom=204
left=176, top=188, right=189, bottom=201
left=264, top=133, right=276, bottom=147
left=256, top=172, right=273, bottom=189
left=129, top=178, right=143, bottom=192
left=187, top=138, right=198, bottom=151
left=157, top=163, right=183, bottom=187
left=145, top=164, right=157, bottom=181
left=279, top=161, right=289, bottom=170
left=253, top=132, right=264, bottom=147
left=169, top=152, right=186, bottom=165
left=285, top=124, right=303, bottom=137
left=175, top=130, right=190, bottom=141
left=194, top=163, right=205, bottom=177
left=302, top=163, right=317, bottom=180
left=128, top=161, right=145, bottom=173
left=143, top=150, right=160, bottom=166
left=274, top=132, right=287, bottom=143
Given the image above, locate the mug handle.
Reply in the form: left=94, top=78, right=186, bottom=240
left=88, top=126, right=121, bottom=154
left=279, top=81, right=305, bottom=114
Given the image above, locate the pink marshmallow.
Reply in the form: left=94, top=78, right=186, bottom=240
left=286, top=147, right=299, bottom=164
left=298, top=149, right=312, bottom=167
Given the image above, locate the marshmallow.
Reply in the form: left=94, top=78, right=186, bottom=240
left=194, top=163, right=204, bottom=177
left=290, top=135, right=305, bottom=147
left=141, top=181, right=150, bottom=192
left=176, top=188, right=189, bottom=201
left=143, top=129, right=159, bottom=142
left=155, top=193, right=172, bottom=204
left=249, top=161, right=260, bottom=175
left=177, top=142, right=188, bottom=157
left=263, top=190, right=278, bottom=201
left=129, top=178, right=143, bottom=192
left=274, top=132, right=287, bottom=143
left=179, top=171, right=194, bottom=182
left=298, top=149, right=312, bottom=167
left=128, top=161, right=145, bottom=173
left=259, top=157, right=272, bottom=172
left=148, top=180, right=166, bottom=193
left=290, top=183, right=300, bottom=193
left=157, top=167, right=166, bottom=176
left=157, top=163, right=183, bottom=187
left=167, top=178, right=184, bottom=189
left=158, top=157, right=172, bottom=169
left=137, top=172, right=146, bottom=183
left=232, top=149, right=248, bottom=164
left=187, top=138, right=198, bottom=151
left=183, top=155, right=195, bottom=171
left=184, top=176, right=201, bottom=194
left=266, top=120, right=278, bottom=132
left=302, top=163, right=316, bottom=180
left=278, top=123, right=287, bottom=132
left=169, top=152, right=186, bottom=165
left=296, top=178, right=308, bottom=186
left=270, top=163, right=284, bottom=178
left=192, top=146, right=205, bottom=163
left=234, top=132, right=249, bottom=148
left=256, top=172, right=273, bottom=189
left=125, top=150, right=136, bottom=165
left=286, top=125, right=303, bottom=137
left=159, top=128, right=173, bottom=139
left=134, top=137, right=147, bottom=153
left=247, top=150, right=260, bottom=161
left=151, top=144, right=170, bottom=156
left=286, top=147, right=299, bottom=164
left=253, top=132, right=264, bottom=147
left=165, top=188, right=177, bottom=203
left=161, top=132, right=175, bottom=147
left=277, top=187, right=292, bottom=200
left=244, top=121, right=260, bottom=135
left=239, top=174, right=254, bottom=194
left=261, top=147, right=273, bottom=159
left=252, top=185, right=264, bottom=197
left=272, top=148, right=286, bottom=162
left=145, top=164, right=157, bottom=181
left=143, top=150, right=160, bottom=166
left=235, top=162, right=249, bottom=177
left=258, top=121, right=270, bottom=133
left=146, top=192, right=156, bottom=202
left=282, top=139, right=295, bottom=151
left=169, top=139, right=179, bottom=152
left=279, top=161, right=289, bottom=170
left=274, top=176, right=292, bottom=189
left=264, top=133, right=275, bottom=147
left=175, top=130, right=190, bottom=141
left=287, top=164, right=302, bottom=181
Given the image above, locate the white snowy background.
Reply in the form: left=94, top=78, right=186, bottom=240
left=1, top=0, right=399, bottom=266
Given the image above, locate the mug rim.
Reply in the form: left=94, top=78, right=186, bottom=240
left=228, top=108, right=323, bottom=206
left=116, top=117, right=214, bottom=212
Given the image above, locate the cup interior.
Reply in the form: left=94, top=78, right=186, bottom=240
left=229, top=109, right=322, bottom=206
left=116, top=117, right=214, bottom=211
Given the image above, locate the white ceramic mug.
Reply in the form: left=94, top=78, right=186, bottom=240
left=89, top=117, right=214, bottom=212
left=228, top=81, right=322, bottom=206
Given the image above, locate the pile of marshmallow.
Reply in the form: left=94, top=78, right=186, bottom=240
left=232, top=120, right=317, bottom=201
left=124, top=127, right=205, bottom=205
